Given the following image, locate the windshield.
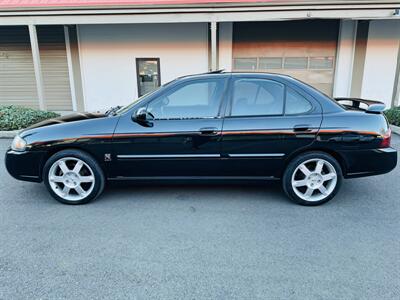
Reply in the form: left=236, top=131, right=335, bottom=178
left=114, top=79, right=177, bottom=115
left=114, top=89, right=158, bottom=115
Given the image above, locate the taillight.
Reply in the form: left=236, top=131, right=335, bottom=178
left=380, top=128, right=391, bottom=148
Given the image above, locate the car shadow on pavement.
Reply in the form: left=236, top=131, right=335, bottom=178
left=99, top=180, right=291, bottom=206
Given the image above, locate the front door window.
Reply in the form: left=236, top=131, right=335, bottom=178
left=147, top=78, right=226, bottom=120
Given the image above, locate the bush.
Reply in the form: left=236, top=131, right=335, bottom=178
left=0, top=105, right=60, bottom=131
left=384, top=106, right=400, bottom=127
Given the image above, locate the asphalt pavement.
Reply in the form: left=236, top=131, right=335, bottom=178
left=0, top=136, right=399, bottom=299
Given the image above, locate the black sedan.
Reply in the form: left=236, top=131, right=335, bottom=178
left=5, top=72, right=397, bottom=205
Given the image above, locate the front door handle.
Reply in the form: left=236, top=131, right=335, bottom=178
left=293, top=124, right=312, bottom=132
left=199, top=127, right=219, bottom=136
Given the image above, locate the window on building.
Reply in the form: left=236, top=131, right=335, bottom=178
left=285, top=87, right=313, bottom=115
left=284, top=57, right=308, bottom=69
left=233, top=58, right=257, bottom=70
left=258, top=57, right=283, bottom=70
left=231, top=79, right=284, bottom=116
left=309, top=57, right=334, bottom=69
left=136, top=58, right=161, bottom=97
left=147, top=79, right=225, bottom=119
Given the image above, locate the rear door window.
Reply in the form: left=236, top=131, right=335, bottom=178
left=230, top=79, right=284, bottom=117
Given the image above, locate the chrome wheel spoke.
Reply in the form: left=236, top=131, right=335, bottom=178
left=49, top=175, right=63, bottom=183
left=74, top=185, right=86, bottom=196
left=322, top=173, right=336, bottom=182
left=299, top=164, right=311, bottom=176
left=315, top=160, right=324, bottom=174
left=73, top=161, right=83, bottom=174
left=293, top=179, right=308, bottom=187
left=58, top=161, right=70, bottom=174
left=304, top=187, right=314, bottom=199
left=80, top=175, right=94, bottom=183
left=319, top=185, right=328, bottom=195
left=62, top=186, right=71, bottom=196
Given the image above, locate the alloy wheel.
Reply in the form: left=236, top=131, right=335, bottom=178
left=48, top=157, right=95, bottom=201
left=291, top=158, right=337, bottom=202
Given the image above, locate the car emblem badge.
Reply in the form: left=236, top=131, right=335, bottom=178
left=104, top=153, right=112, bottom=162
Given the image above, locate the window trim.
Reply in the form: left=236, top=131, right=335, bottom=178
left=146, top=77, right=228, bottom=121
left=227, top=77, right=286, bottom=118
left=136, top=57, right=161, bottom=97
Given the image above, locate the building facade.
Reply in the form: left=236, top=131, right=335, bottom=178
left=0, top=0, right=400, bottom=113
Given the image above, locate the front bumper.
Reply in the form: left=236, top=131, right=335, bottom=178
left=5, top=149, right=47, bottom=182
left=340, top=147, right=397, bottom=178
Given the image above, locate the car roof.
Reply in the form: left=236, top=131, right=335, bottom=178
left=176, top=71, right=343, bottom=113
left=179, top=71, right=294, bottom=80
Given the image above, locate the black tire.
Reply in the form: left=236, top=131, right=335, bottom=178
left=282, top=151, right=343, bottom=206
left=43, top=149, right=105, bottom=205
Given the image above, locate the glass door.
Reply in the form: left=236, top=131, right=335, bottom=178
left=136, top=58, right=161, bottom=97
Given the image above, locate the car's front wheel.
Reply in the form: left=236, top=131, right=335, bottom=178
left=43, top=149, right=105, bottom=205
left=283, top=152, right=343, bottom=206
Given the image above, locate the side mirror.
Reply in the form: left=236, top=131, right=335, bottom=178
left=132, top=107, right=154, bottom=127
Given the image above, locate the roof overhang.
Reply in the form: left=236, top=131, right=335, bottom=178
left=0, top=1, right=399, bottom=11
left=0, top=0, right=399, bottom=25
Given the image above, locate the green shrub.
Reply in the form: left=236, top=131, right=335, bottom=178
left=0, top=105, right=60, bottom=131
left=384, top=106, right=400, bottom=127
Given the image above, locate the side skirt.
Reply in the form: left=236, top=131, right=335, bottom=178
left=108, top=176, right=280, bottom=181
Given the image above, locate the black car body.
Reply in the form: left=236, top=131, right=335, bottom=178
left=5, top=72, right=397, bottom=205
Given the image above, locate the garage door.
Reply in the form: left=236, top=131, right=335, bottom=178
left=0, top=26, right=39, bottom=108
left=232, top=20, right=339, bottom=96
left=0, top=26, right=72, bottom=111
left=37, top=26, right=72, bottom=111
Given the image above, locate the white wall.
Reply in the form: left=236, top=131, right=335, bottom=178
left=361, top=20, right=400, bottom=107
left=333, top=20, right=357, bottom=98
left=78, top=23, right=209, bottom=111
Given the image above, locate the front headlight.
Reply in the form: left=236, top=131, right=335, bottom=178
left=11, top=135, right=27, bottom=152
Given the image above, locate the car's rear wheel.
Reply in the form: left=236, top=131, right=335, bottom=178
left=283, top=152, right=343, bottom=206
left=43, top=149, right=105, bottom=205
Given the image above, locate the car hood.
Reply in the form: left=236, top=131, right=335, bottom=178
left=25, top=112, right=107, bottom=130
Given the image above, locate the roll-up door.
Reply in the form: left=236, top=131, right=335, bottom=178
left=232, top=20, right=339, bottom=96
left=37, top=26, right=72, bottom=111
left=0, top=26, right=38, bottom=108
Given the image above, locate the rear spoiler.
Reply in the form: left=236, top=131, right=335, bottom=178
left=335, top=97, right=386, bottom=114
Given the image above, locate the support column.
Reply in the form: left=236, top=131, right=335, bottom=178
left=350, top=20, right=369, bottom=98
left=218, top=22, right=233, bottom=72
left=391, top=40, right=400, bottom=107
left=64, top=26, right=78, bottom=111
left=333, top=20, right=357, bottom=97
left=28, top=24, right=45, bottom=110
left=210, top=21, right=218, bottom=71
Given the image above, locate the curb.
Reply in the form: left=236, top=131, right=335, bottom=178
left=391, top=124, right=400, bottom=136
left=0, top=130, right=20, bottom=139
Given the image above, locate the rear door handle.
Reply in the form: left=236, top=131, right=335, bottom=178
left=293, top=124, right=312, bottom=132
left=199, top=127, right=219, bottom=136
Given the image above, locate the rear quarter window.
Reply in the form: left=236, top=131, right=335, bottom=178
left=285, top=87, right=313, bottom=115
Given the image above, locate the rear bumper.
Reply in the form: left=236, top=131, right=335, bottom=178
left=340, top=147, right=397, bottom=178
left=5, top=149, right=46, bottom=182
